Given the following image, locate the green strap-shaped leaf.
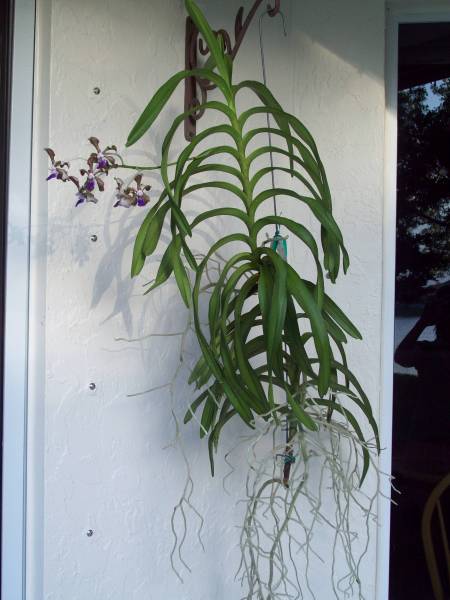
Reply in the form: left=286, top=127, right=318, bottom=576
left=323, top=312, right=347, bottom=344
left=183, top=181, right=248, bottom=206
left=185, top=0, right=230, bottom=83
left=171, top=125, right=241, bottom=192
left=192, top=234, right=255, bottom=424
left=331, top=362, right=377, bottom=425
left=160, top=101, right=235, bottom=187
left=218, top=309, right=265, bottom=416
left=246, top=129, right=348, bottom=282
left=257, top=260, right=272, bottom=357
left=284, top=295, right=315, bottom=379
left=233, top=277, right=269, bottom=412
left=142, top=203, right=170, bottom=256
left=160, top=105, right=238, bottom=210
left=249, top=161, right=320, bottom=201
left=234, top=80, right=294, bottom=172
left=182, top=144, right=240, bottom=170
left=309, top=398, right=371, bottom=485
left=208, top=405, right=236, bottom=476
left=251, top=187, right=347, bottom=283
left=253, top=215, right=325, bottom=309
left=247, top=152, right=343, bottom=282
left=239, top=105, right=320, bottom=160
left=259, top=255, right=287, bottom=380
left=299, top=279, right=362, bottom=340
left=324, top=295, right=362, bottom=340
left=167, top=197, right=192, bottom=238
left=282, top=257, right=331, bottom=396
left=144, top=238, right=175, bottom=294
left=161, top=104, right=237, bottom=240
left=126, top=71, right=231, bottom=147
left=169, top=237, right=191, bottom=308
left=181, top=162, right=244, bottom=190
left=190, top=207, right=250, bottom=230
left=173, top=152, right=245, bottom=218
left=249, top=160, right=344, bottom=288
left=307, top=359, right=379, bottom=453
left=208, top=253, right=253, bottom=342
left=200, top=394, right=218, bottom=438
left=184, top=388, right=212, bottom=423
left=244, top=127, right=324, bottom=197
left=216, top=271, right=270, bottom=415
left=189, top=355, right=211, bottom=390
left=131, top=192, right=167, bottom=277
left=286, top=388, right=318, bottom=432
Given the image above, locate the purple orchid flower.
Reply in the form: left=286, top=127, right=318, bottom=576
left=114, top=197, right=132, bottom=208
left=45, top=148, right=70, bottom=181
left=113, top=178, right=133, bottom=208
left=75, top=189, right=98, bottom=207
left=136, top=190, right=146, bottom=207
left=70, top=175, right=98, bottom=207
left=132, top=174, right=151, bottom=207
left=85, top=173, right=96, bottom=192
left=75, top=192, right=87, bottom=207
left=113, top=175, right=151, bottom=208
left=87, top=137, right=117, bottom=173
left=80, top=167, right=105, bottom=194
left=96, top=153, right=109, bottom=170
left=45, top=139, right=149, bottom=210
left=46, top=167, right=59, bottom=181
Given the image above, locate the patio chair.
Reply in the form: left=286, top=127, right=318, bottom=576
left=421, top=472, right=450, bottom=600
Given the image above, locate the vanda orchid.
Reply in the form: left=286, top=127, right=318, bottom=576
left=46, top=1, right=382, bottom=597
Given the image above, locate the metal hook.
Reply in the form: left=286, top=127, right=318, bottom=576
left=267, top=0, right=282, bottom=17
left=258, top=7, right=288, bottom=98
left=261, top=3, right=287, bottom=36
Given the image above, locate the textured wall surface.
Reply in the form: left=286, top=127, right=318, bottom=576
left=39, top=0, right=386, bottom=598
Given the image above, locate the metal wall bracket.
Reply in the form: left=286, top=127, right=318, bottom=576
left=184, top=0, right=281, bottom=140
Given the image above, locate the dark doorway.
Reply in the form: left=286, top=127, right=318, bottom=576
left=389, top=22, right=450, bottom=600
left=0, top=0, right=14, bottom=595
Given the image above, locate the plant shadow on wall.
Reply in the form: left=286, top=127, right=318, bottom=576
left=46, top=1, right=384, bottom=598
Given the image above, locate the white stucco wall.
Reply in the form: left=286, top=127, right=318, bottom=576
left=33, top=0, right=387, bottom=598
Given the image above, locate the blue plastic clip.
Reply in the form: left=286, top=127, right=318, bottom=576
left=265, top=229, right=288, bottom=261
left=276, top=453, right=296, bottom=465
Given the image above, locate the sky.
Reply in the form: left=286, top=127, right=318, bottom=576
left=425, top=80, right=444, bottom=110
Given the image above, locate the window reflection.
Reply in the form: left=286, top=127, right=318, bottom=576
left=389, top=23, right=450, bottom=600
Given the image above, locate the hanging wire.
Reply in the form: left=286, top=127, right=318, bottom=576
left=258, top=6, right=287, bottom=228
left=258, top=6, right=294, bottom=462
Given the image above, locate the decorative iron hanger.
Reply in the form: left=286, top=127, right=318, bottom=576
left=184, top=0, right=282, bottom=140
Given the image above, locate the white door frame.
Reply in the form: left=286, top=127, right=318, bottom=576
left=1, top=1, right=36, bottom=599
left=377, top=4, right=450, bottom=599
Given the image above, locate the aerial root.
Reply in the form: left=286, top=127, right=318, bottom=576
left=237, top=417, right=385, bottom=600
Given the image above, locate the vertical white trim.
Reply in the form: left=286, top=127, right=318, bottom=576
left=377, top=6, right=450, bottom=600
left=376, top=8, right=398, bottom=600
left=26, top=1, right=51, bottom=598
left=1, top=1, right=36, bottom=599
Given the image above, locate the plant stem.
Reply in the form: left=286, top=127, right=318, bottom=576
left=228, top=95, right=253, bottom=222
left=114, top=156, right=196, bottom=172
left=282, top=426, right=295, bottom=487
